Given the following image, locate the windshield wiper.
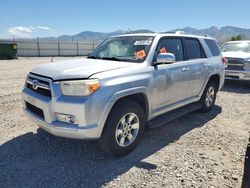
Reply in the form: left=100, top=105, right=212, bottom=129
left=102, top=57, right=133, bottom=62
left=88, top=56, right=130, bottom=62
left=87, top=55, right=100, bottom=59
left=101, top=57, right=122, bottom=61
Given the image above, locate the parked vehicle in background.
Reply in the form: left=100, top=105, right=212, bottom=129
left=0, top=43, right=17, bottom=59
left=221, top=41, right=250, bottom=80
left=22, top=32, right=225, bottom=157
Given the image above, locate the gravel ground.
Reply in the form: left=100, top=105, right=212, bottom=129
left=0, top=57, right=250, bottom=188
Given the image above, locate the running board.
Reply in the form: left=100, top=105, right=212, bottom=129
left=147, top=102, right=202, bottom=129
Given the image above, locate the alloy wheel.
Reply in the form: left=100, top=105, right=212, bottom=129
left=205, top=86, right=215, bottom=107
left=115, top=113, right=140, bottom=147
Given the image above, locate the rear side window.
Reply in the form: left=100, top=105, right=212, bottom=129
left=205, top=39, right=221, bottom=56
left=185, top=38, right=206, bottom=60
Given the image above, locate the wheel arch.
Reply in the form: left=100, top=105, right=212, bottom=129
left=198, top=73, right=221, bottom=99
left=97, top=88, right=150, bottom=138
left=111, top=93, right=149, bottom=120
left=208, top=74, right=220, bottom=92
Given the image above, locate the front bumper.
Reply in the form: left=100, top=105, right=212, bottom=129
left=24, top=109, right=99, bottom=139
left=225, top=69, right=250, bottom=80
left=22, top=84, right=106, bottom=140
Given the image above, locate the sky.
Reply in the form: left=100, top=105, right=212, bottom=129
left=0, top=0, right=250, bottom=39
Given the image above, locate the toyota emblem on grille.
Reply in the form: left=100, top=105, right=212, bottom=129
left=32, top=80, right=39, bottom=90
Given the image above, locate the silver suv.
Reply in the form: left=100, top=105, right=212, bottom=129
left=22, top=32, right=225, bottom=157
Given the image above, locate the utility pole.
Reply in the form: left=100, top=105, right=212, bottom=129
left=37, top=37, right=40, bottom=57
left=58, top=39, right=60, bottom=56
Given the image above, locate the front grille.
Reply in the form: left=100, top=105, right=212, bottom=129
left=226, top=58, right=245, bottom=71
left=26, top=76, right=52, bottom=97
left=226, top=65, right=244, bottom=71
left=225, top=75, right=239, bottom=79
left=26, top=102, right=45, bottom=119
left=27, top=83, right=51, bottom=97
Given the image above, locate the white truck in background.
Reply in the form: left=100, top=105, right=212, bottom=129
left=221, top=41, right=250, bottom=80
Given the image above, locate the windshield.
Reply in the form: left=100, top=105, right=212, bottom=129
left=221, top=42, right=250, bottom=53
left=88, top=36, right=154, bottom=63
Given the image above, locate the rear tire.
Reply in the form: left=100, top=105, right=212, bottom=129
left=199, top=80, right=217, bottom=112
left=98, top=99, right=145, bottom=157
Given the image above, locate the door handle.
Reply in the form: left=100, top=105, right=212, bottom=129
left=204, top=64, right=210, bottom=69
left=181, top=67, right=190, bottom=72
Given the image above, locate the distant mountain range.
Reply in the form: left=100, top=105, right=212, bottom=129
left=57, top=29, right=153, bottom=41
left=170, top=26, right=250, bottom=42
left=45, top=26, right=250, bottom=43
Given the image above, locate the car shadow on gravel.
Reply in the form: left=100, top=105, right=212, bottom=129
left=222, top=80, right=250, bottom=94
left=0, top=105, right=221, bottom=188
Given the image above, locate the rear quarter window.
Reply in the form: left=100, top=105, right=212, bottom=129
left=205, top=39, right=221, bottom=56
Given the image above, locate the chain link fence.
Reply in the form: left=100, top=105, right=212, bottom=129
left=0, top=38, right=102, bottom=57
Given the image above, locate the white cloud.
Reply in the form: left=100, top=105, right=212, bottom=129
left=36, top=26, right=51, bottom=30
left=8, top=26, right=33, bottom=38
left=8, top=25, right=51, bottom=38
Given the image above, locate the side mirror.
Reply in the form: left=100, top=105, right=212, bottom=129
left=154, top=53, right=176, bottom=65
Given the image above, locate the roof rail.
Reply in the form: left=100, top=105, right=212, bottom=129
left=161, top=31, right=186, bottom=34
left=175, top=31, right=185, bottom=34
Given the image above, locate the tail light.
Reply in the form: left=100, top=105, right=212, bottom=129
left=222, top=57, right=228, bottom=67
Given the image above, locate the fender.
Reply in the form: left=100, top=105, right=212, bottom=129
left=96, top=86, right=151, bottom=136
left=198, top=69, right=223, bottom=98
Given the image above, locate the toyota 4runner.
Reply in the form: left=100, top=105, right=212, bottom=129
left=22, top=32, right=225, bottom=157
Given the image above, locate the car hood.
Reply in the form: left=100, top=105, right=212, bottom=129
left=222, top=51, right=250, bottom=60
left=30, top=58, right=134, bottom=81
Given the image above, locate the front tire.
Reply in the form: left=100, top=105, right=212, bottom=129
left=199, top=80, right=217, bottom=112
left=98, top=99, right=145, bottom=157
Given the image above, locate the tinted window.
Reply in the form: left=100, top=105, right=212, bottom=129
left=185, top=38, right=205, bottom=60
left=157, top=38, right=184, bottom=61
left=205, top=39, right=221, bottom=56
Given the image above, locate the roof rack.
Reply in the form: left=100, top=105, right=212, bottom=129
left=161, top=31, right=186, bottom=34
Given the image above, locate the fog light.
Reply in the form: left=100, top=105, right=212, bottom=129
left=56, top=113, right=78, bottom=124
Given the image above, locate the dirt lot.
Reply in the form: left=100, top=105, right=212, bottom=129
left=0, top=57, right=250, bottom=188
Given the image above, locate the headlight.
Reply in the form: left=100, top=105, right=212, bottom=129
left=60, top=79, right=100, bottom=96
left=245, top=58, right=250, bottom=68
